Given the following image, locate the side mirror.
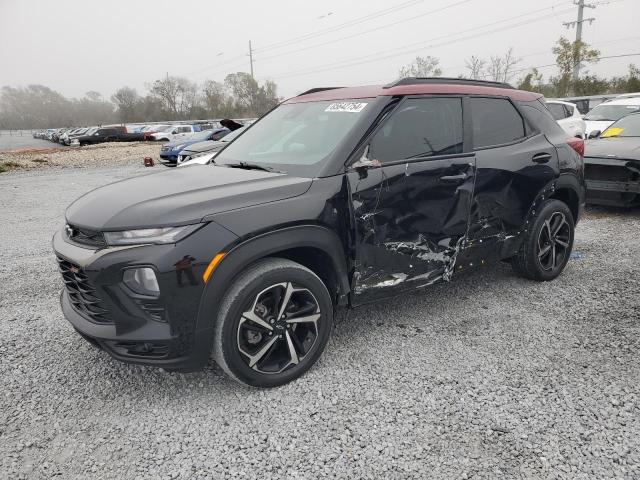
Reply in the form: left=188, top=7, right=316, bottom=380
left=588, top=130, right=601, bottom=139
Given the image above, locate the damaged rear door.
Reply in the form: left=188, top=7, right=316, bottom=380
left=347, top=96, right=475, bottom=304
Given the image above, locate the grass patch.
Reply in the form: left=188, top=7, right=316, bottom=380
left=0, top=161, right=22, bottom=173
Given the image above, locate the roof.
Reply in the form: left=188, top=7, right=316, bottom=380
left=599, top=97, right=640, bottom=106
left=286, top=81, right=542, bottom=104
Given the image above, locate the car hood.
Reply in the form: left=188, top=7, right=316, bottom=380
left=180, top=139, right=225, bottom=154
left=585, top=137, right=640, bottom=161
left=66, top=166, right=313, bottom=231
left=584, top=119, right=614, bottom=134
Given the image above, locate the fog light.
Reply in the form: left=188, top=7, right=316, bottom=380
left=123, top=267, right=160, bottom=297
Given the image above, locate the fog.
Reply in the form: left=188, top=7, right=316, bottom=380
left=0, top=0, right=638, bottom=100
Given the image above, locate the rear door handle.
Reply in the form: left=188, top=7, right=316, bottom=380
left=439, top=173, right=468, bottom=184
left=532, top=152, right=552, bottom=163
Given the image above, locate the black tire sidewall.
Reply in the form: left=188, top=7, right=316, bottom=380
left=217, top=260, right=333, bottom=387
left=527, top=199, right=575, bottom=281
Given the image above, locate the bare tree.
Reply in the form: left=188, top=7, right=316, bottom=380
left=488, top=48, right=520, bottom=83
left=149, top=76, right=199, bottom=118
left=111, top=87, right=140, bottom=122
left=501, top=47, right=520, bottom=83
left=465, top=55, right=486, bottom=79
left=399, top=56, right=442, bottom=78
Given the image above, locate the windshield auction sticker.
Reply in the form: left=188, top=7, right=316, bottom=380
left=325, top=102, right=368, bottom=113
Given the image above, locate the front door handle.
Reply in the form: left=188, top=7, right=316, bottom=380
left=532, top=152, right=552, bottom=163
left=439, top=173, right=468, bottom=184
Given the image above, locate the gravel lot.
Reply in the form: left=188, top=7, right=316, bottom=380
left=0, top=141, right=161, bottom=170
left=0, top=164, right=638, bottom=479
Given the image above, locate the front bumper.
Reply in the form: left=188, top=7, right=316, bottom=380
left=52, top=223, right=238, bottom=371
left=584, top=157, right=640, bottom=207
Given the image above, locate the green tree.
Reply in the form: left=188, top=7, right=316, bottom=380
left=224, top=73, right=280, bottom=117
left=609, top=64, right=640, bottom=94
left=551, top=36, right=600, bottom=96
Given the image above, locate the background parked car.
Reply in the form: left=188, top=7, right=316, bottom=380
left=583, top=112, right=640, bottom=207
left=584, top=97, right=640, bottom=137
left=177, top=125, right=248, bottom=166
left=546, top=100, right=586, bottom=138
left=159, top=128, right=230, bottom=166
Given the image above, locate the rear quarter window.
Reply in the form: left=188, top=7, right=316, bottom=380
left=518, top=100, right=566, bottom=136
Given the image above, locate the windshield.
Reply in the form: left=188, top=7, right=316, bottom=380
left=584, top=104, right=640, bottom=121
left=214, top=99, right=371, bottom=174
left=190, top=130, right=216, bottom=141
left=85, top=127, right=98, bottom=135
left=220, top=125, right=247, bottom=142
left=601, top=113, right=640, bottom=137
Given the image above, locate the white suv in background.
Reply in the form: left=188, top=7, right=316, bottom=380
left=148, top=125, right=199, bottom=142
left=546, top=100, right=586, bottom=138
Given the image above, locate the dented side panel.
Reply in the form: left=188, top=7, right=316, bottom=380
left=459, top=133, right=558, bottom=267
left=348, top=156, right=476, bottom=304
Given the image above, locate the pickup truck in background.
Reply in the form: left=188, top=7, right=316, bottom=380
left=148, top=124, right=201, bottom=142
left=71, top=126, right=140, bottom=145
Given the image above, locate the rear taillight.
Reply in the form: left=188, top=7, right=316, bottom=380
left=566, top=137, right=584, bottom=157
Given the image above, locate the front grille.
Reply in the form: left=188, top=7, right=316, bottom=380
left=57, top=256, right=112, bottom=324
left=67, top=225, right=106, bottom=248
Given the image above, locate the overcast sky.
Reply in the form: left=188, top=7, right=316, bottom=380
left=1, top=0, right=638, bottom=101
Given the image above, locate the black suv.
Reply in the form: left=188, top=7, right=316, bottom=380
left=53, top=78, right=585, bottom=387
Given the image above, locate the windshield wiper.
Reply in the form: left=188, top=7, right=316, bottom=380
left=224, top=161, right=276, bottom=172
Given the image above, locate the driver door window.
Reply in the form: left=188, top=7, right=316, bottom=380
left=368, top=97, right=463, bottom=163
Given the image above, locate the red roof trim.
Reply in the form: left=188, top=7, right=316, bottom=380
left=285, top=84, right=542, bottom=104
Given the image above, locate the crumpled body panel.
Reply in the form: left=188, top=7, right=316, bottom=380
left=348, top=157, right=475, bottom=303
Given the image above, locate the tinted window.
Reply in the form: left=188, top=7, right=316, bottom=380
left=547, top=103, right=568, bottom=120
left=368, top=97, right=463, bottom=163
left=470, top=97, right=525, bottom=148
left=211, top=130, right=229, bottom=141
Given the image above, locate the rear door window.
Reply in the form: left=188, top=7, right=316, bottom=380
left=470, top=97, right=526, bottom=149
left=368, top=97, right=464, bottom=163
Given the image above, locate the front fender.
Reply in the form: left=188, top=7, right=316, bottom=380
left=195, top=225, right=351, bottom=334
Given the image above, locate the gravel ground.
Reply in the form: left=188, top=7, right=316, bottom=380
left=0, top=141, right=161, bottom=170
left=0, top=165, right=638, bottom=480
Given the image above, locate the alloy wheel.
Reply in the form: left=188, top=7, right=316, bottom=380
left=537, top=212, right=571, bottom=271
left=237, top=282, right=321, bottom=374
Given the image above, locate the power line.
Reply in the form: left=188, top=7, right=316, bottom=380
left=254, top=0, right=473, bottom=63
left=563, top=0, right=597, bottom=80
left=476, top=52, right=640, bottom=79
left=268, top=6, right=576, bottom=80
left=255, top=0, right=425, bottom=53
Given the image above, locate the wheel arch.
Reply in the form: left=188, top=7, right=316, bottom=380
left=195, top=225, right=351, bottom=334
left=550, top=173, right=585, bottom=223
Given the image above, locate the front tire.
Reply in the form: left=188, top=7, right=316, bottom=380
left=511, top=199, right=575, bottom=281
left=213, top=258, right=333, bottom=387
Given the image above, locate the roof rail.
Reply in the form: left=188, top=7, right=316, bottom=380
left=384, top=77, right=514, bottom=90
left=297, top=87, right=344, bottom=96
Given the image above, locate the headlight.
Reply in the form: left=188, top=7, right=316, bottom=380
left=103, top=224, right=202, bottom=245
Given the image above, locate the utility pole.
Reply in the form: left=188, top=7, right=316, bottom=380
left=248, top=40, right=254, bottom=79
left=563, top=0, right=596, bottom=81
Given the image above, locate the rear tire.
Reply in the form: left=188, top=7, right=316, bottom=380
left=212, top=258, right=333, bottom=387
left=511, top=199, right=574, bottom=281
